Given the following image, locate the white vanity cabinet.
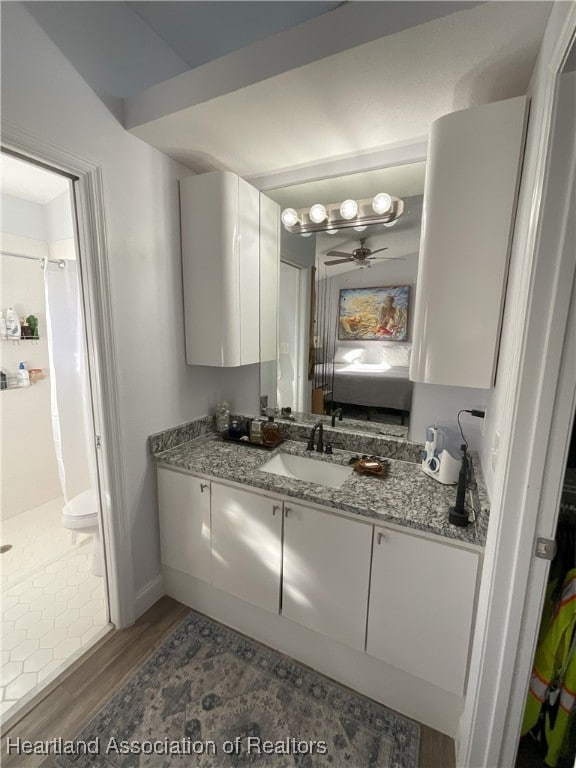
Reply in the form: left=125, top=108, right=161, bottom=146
left=282, top=501, right=372, bottom=651
left=366, top=526, right=479, bottom=695
left=180, top=170, right=279, bottom=367
left=210, top=483, right=283, bottom=613
left=157, top=467, right=212, bottom=582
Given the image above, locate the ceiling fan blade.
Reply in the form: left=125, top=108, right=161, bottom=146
left=325, top=258, right=354, bottom=266
left=367, top=247, right=389, bottom=256
left=326, top=250, right=353, bottom=258
left=367, top=256, right=406, bottom=261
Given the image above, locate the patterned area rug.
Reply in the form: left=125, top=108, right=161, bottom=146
left=56, top=610, right=420, bottom=768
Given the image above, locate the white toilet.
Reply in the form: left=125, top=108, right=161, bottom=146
left=61, top=489, right=103, bottom=576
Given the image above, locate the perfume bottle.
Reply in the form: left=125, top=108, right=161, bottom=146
left=262, top=416, right=281, bottom=445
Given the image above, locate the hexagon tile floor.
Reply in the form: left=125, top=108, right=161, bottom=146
left=1, top=498, right=110, bottom=721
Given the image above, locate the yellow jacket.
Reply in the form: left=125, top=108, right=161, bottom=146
left=522, top=568, right=576, bottom=766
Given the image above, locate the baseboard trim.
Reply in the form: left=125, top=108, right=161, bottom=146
left=135, top=574, right=165, bottom=619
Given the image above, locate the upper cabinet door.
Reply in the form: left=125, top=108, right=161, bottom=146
left=259, top=193, right=280, bottom=363
left=410, top=96, right=528, bottom=388
left=180, top=171, right=261, bottom=367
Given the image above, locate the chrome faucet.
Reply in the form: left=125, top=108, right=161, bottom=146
left=307, top=422, right=324, bottom=453
left=331, top=408, right=343, bottom=428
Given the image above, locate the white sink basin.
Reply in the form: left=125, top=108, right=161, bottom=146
left=259, top=452, right=353, bottom=489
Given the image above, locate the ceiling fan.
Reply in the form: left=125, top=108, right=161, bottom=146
left=324, top=238, right=404, bottom=268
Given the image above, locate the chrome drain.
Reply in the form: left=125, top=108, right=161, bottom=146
left=0, top=545, right=13, bottom=553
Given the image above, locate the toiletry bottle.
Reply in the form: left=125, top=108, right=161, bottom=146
left=250, top=419, right=263, bottom=444
left=0, top=371, right=7, bottom=390
left=16, top=362, right=30, bottom=387
left=20, top=317, right=32, bottom=338
left=5, top=308, right=20, bottom=341
left=0, top=312, right=7, bottom=340
left=262, top=416, right=281, bottom=445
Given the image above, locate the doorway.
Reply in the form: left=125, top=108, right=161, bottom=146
left=0, top=152, right=111, bottom=721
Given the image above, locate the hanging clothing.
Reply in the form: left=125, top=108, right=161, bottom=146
left=522, top=568, right=576, bottom=767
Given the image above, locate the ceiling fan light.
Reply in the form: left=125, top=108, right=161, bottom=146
left=383, top=219, right=398, bottom=228
left=300, top=232, right=312, bottom=238
left=372, top=193, right=392, bottom=215
left=354, top=225, right=367, bottom=232
left=309, top=204, right=327, bottom=224
left=281, top=208, right=299, bottom=227
left=326, top=229, right=338, bottom=235
left=339, top=199, right=358, bottom=220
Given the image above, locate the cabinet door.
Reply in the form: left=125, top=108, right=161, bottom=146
left=211, top=483, right=282, bottom=613
left=157, top=468, right=211, bottom=582
left=282, top=503, right=372, bottom=651
left=367, top=528, right=478, bottom=695
left=410, top=96, right=528, bottom=387
left=259, top=193, right=280, bottom=363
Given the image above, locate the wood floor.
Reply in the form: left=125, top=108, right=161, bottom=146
left=1, top=596, right=455, bottom=768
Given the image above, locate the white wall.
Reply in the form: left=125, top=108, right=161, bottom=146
left=1, top=193, right=48, bottom=241
left=46, top=190, right=74, bottom=242
left=409, top=383, right=491, bottom=452
left=1, top=3, right=259, bottom=604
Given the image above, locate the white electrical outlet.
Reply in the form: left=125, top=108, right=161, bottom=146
left=279, top=342, right=289, bottom=355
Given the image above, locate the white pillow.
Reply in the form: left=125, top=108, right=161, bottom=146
left=334, top=346, right=365, bottom=364
left=381, top=345, right=411, bottom=367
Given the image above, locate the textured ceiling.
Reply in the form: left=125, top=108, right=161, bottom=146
left=129, top=2, right=550, bottom=178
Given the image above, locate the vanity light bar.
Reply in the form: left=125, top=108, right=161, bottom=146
left=282, top=196, right=404, bottom=235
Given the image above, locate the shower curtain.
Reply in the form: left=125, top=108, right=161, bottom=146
left=43, top=259, right=96, bottom=504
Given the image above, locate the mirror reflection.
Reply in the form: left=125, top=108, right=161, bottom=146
left=261, top=162, right=425, bottom=438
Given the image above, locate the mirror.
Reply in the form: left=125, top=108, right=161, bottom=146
left=260, top=161, right=425, bottom=438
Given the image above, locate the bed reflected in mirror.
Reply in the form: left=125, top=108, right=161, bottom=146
left=261, top=162, right=425, bottom=438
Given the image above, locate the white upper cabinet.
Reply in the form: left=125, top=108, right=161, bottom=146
left=259, top=194, right=280, bottom=363
left=180, top=170, right=279, bottom=367
left=410, top=96, right=528, bottom=388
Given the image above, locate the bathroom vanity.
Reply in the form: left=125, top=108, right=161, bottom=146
left=150, top=419, right=489, bottom=736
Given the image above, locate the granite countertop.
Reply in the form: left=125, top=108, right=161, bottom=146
left=152, top=431, right=489, bottom=549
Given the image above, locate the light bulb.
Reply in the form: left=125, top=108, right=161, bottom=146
left=326, top=229, right=338, bottom=235
left=354, top=225, right=367, bottom=232
left=281, top=208, right=298, bottom=227
left=383, top=219, right=398, bottom=228
left=339, top=199, right=358, bottom=220
left=372, top=193, right=392, bottom=215
left=300, top=232, right=312, bottom=238
left=309, top=204, right=327, bottom=224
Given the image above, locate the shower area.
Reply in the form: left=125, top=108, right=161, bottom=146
left=0, top=153, right=109, bottom=720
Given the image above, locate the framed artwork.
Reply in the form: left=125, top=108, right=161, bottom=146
left=338, top=285, right=410, bottom=341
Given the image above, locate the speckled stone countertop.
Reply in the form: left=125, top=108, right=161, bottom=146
left=152, top=432, right=489, bottom=548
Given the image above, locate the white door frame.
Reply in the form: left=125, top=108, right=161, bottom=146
left=1, top=121, right=135, bottom=630
left=458, top=7, right=576, bottom=766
